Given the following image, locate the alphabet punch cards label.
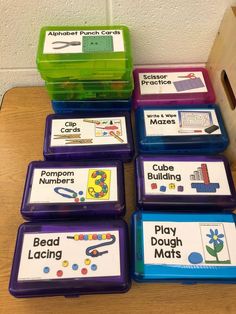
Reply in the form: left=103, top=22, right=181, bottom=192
left=132, top=211, right=236, bottom=283
left=9, top=220, right=130, bottom=297
left=136, top=155, right=236, bottom=210
left=21, top=161, right=125, bottom=220
left=43, top=113, right=134, bottom=162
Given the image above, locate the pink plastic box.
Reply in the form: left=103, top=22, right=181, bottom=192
left=133, top=67, right=215, bottom=108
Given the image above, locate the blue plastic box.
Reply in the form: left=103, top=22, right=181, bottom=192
left=135, top=104, right=229, bottom=154
left=52, top=99, right=132, bottom=114
left=132, top=211, right=236, bottom=283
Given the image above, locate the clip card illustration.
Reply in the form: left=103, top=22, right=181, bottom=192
left=190, top=163, right=220, bottom=193
left=93, top=118, right=124, bottom=143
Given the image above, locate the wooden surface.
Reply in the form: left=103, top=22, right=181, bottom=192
left=207, top=6, right=236, bottom=164
left=0, top=87, right=236, bottom=314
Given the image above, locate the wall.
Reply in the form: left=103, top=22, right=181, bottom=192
left=1, top=0, right=236, bottom=101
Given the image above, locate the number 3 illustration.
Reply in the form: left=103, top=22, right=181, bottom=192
left=87, top=170, right=109, bottom=199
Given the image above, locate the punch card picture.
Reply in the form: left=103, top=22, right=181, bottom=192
left=143, top=221, right=236, bottom=266
left=29, top=167, right=118, bottom=204
left=18, top=230, right=121, bottom=281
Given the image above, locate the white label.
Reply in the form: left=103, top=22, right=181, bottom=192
left=18, top=230, right=120, bottom=281
left=144, top=109, right=221, bottom=136
left=143, top=221, right=236, bottom=266
left=50, top=117, right=128, bottom=147
left=139, top=71, right=208, bottom=94
left=29, top=167, right=118, bottom=203
left=43, top=30, right=124, bottom=54
left=143, top=161, right=231, bottom=196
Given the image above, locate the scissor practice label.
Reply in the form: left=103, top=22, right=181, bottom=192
left=143, top=160, right=231, bottom=196
left=50, top=117, right=128, bottom=147
left=144, top=109, right=221, bottom=136
left=143, top=221, right=236, bottom=266
left=29, top=167, right=118, bottom=203
left=139, top=71, right=208, bottom=95
left=18, top=230, right=120, bottom=281
left=43, top=30, right=124, bottom=54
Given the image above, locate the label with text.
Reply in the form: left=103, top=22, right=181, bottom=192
left=43, top=30, right=124, bottom=54
left=50, top=117, right=128, bottom=147
left=29, top=167, right=118, bottom=204
left=18, top=230, right=120, bottom=281
left=144, top=109, right=221, bottom=136
left=143, top=161, right=231, bottom=196
left=143, top=221, right=236, bottom=266
left=139, top=71, right=208, bottom=95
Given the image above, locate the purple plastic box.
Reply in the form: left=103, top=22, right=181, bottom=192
left=21, top=160, right=125, bottom=220
left=136, top=155, right=236, bottom=210
left=43, top=112, right=134, bottom=162
left=133, top=67, right=215, bottom=108
left=9, top=219, right=130, bottom=298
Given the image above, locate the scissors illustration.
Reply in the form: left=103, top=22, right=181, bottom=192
left=178, top=73, right=197, bottom=79
left=52, top=41, right=81, bottom=49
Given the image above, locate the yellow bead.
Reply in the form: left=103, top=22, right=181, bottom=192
left=85, top=258, right=91, bottom=265
left=88, top=234, right=93, bottom=240
left=62, top=260, right=69, bottom=267
left=74, top=234, right=79, bottom=241
left=102, top=234, right=106, bottom=240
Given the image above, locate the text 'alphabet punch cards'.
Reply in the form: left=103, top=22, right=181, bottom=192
left=21, top=160, right=125, bottom=220
left=9, top=219, right=130, bottom=297
left=136, top=155, right=236, bottom=210
left=132, top=211, right=236, bottom=283
left=43, top=112, right=134, bottom=162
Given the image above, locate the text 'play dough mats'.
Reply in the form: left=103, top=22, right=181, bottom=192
left=136, top=155, right=236, bottom=210
left=36, top=26, right=132, bottom=81
left=133, top=67, right=215, bottom=108
left=132, top=211, right=236, bottom=283
left=135, top=104, right=229, bottom=154
left=21, top=161, right=125, bottom=220
left=9, top=220, right=130, bottom=297
left=43, top=112, right=134, bottom=162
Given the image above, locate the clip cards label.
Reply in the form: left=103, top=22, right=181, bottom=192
left=50, top=117, right=128, bottom=147
left=18, top=230, right=120, bottom=281
left=143, top=221, right=236, bottom=266
left=144, top=109, right=221, bottom=136
left=29, top=167, right=118, bottom=204
left=143, top=161, right=231, bottom=196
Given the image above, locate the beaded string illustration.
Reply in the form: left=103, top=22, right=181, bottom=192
left=67, top=233, right=116, bottom=257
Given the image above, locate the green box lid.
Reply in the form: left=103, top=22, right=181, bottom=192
left=36, top=26, right=133, bottom=81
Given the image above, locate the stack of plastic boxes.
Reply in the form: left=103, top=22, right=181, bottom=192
left=36, top=26, right=133, bottom=113
left=132, top=66, right=236, bottom=284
